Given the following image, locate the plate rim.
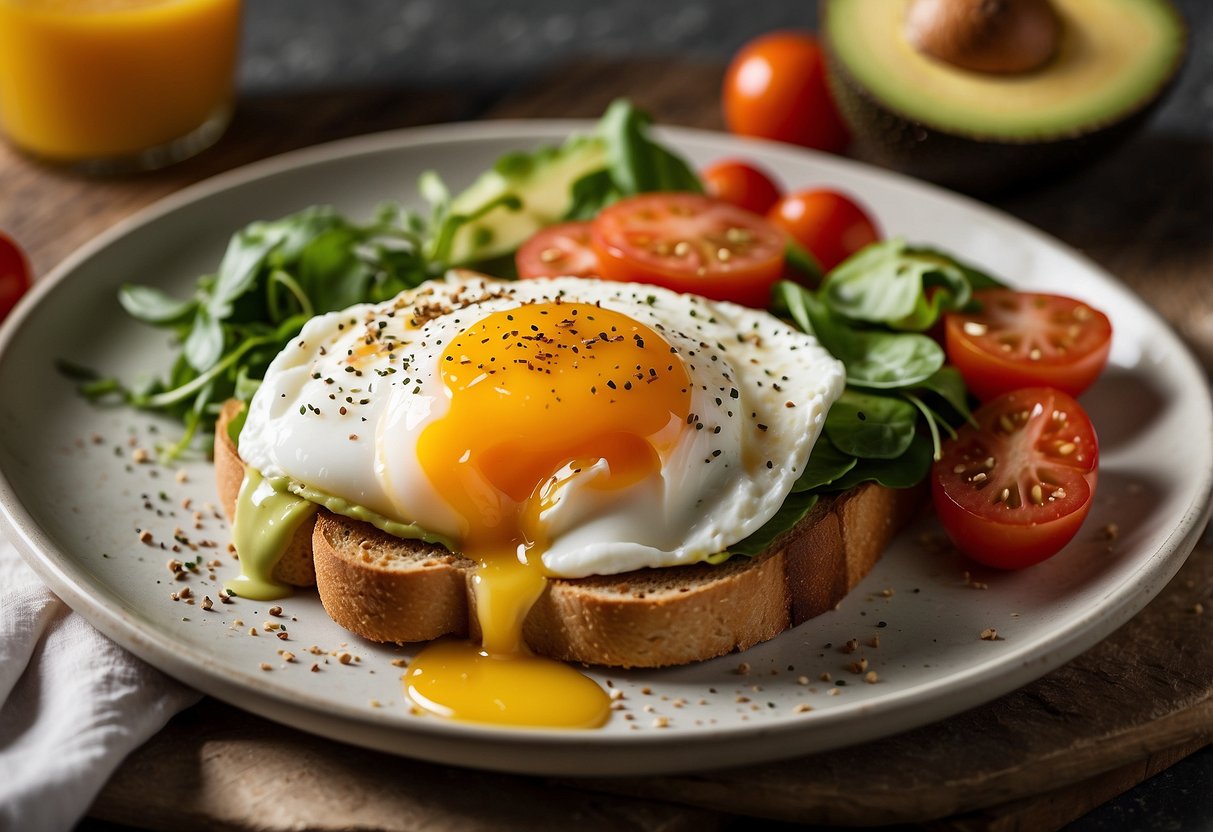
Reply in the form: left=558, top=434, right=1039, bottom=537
left=1, top=119, right=1211, bottom=775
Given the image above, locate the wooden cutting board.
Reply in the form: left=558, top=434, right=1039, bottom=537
left=3, top=60, right=1211, bottom=831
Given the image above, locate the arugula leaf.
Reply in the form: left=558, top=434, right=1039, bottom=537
left=182, top=307, right=224, bottom=373
left=825, top=390, right=918, bottom=459
left=117, top=285, right=197, bottom=326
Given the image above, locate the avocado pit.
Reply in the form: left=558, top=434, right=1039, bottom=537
left=905, top=0, right=1061, bottom=74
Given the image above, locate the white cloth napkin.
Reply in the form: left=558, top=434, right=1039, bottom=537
left=0, top=537, right=199, bottom=832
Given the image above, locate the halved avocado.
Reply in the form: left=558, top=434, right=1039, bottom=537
left=822, top=0, right=1187, bottom=192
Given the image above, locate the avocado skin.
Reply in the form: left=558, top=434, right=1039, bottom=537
left=821, top=5, right=1187, bottom=195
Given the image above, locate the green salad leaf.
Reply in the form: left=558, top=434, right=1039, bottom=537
left=77, top=98, right=1008, bottom=575
left=824, top=390, right=918, bottom=459
left=80, top=100, right=706, bottom=459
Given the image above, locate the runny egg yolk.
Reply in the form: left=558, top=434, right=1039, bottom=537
left=404, top=301, right=692, bottom=728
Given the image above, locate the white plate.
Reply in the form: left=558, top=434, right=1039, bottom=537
left=1, top=123, right=1210, bottom=776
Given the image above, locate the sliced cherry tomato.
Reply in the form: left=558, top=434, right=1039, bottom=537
left=945, top=290, right=1112, bottom=401
left=722, top=31, right=850, bottom=154
left=589, top=193, right=787, bottom=308
left=932, top=387, right=1099, bottom=569
left=516, top=221, right=600, bottom=279
left=0, top=232, right=32, bottom=325
left=768, top=189, right=880, bottom=273
left=702, top=159, right=783, bottom=216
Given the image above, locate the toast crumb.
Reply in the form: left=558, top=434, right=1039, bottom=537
left=980, top=628, right=1000, bottom=641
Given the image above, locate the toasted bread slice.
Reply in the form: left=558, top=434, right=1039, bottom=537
left=216, top=400, right=920, bottom=668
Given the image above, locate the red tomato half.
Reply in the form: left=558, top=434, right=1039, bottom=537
left=722, top=31, right=850, bottom=154
left=932, top=387, right=1099, bottom=569
left=516, top=221, right=600, bottom=279
left=589, top=193, right=787, bottom=307
left=945, top=290, right=1112, bottom=401
left=0, top=232, right=32, bottom=325
left=702, top=159, right=783, bottom=216
left=768, top=189, right=880, bottom=273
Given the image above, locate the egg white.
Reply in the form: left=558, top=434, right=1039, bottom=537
left=239, top=273, right=845, bottom=578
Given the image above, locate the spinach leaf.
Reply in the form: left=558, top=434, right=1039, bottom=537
left=783, top=239, right=823, bottom=285
left=821, top=434, right=934, bottom=491
left=727, top=492, right=819, bottom=557
left=845, top=330, right=945, bottom=389
left=565, top=169, right=620, bottom=221
left=825, top=390, right=918, bottom=459
left=823, top=239, right=971, bottom=331
left=597, top=99, right=703, bottom=196
left=792, top=439, right=857, bottom=492
left=774, top=281, right=944, bottom=388
left=911, top=245, right=1007, bottom=293
left=910, top=366, right=975, bottom=426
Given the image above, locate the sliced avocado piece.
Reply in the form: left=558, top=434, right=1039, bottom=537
left=444, top=134, right=607, bottom=265
left=822, top=0, right=1186, bottom=192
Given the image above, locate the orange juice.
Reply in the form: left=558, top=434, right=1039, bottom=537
left=0, top=0, right=240, bottom=165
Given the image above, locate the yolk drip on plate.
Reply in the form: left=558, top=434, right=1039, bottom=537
left=404, top=301, right=691, bottom=728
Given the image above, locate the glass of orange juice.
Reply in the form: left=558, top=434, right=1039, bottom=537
left=0, top=0, right=241, bottom=172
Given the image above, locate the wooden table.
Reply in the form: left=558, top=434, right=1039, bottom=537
left=5, top=60, right=1212, bottom=831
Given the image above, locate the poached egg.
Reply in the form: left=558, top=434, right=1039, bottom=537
left=236, top=273, right=845, bottom=727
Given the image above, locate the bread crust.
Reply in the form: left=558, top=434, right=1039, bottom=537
left=216, top=400, right=921, bottom=668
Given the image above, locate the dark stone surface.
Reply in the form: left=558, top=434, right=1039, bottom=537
left=236, top=0, right=1212, bottom=139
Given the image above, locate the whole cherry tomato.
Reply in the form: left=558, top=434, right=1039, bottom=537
left=701, top=159, right=783, bottom=216
left=768, top=189, right=880, bottom=272
left=0, top=232, right=32, bottom=325
left=723, top=31, right=850, bottom=154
